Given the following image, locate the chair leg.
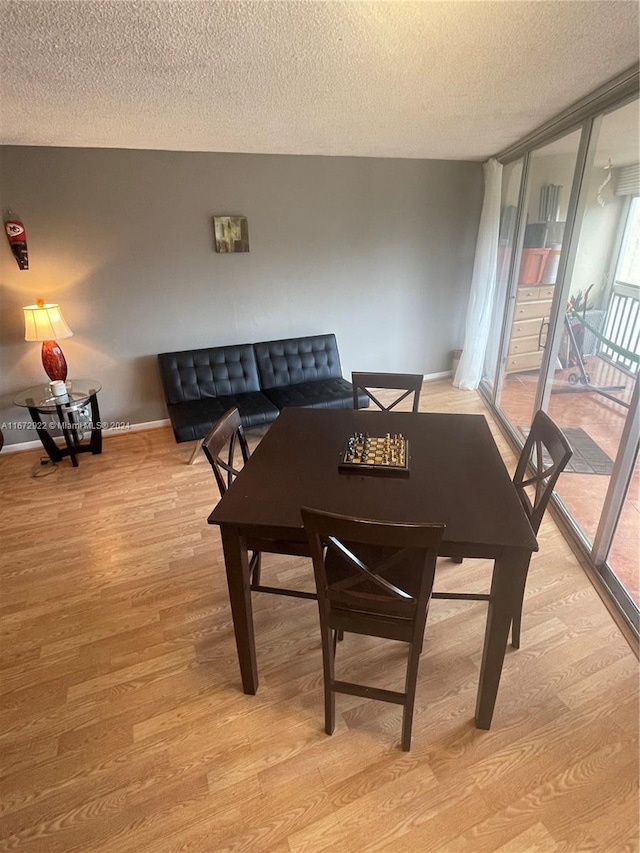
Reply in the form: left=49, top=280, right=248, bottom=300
left=187, top=438, right=204, bottom=465
left=451, top=557, right=463, bottom=564
left=401, top=640, right=422, bottom=751
left=249, top=551, right=262, bottom=587
left=322, top=627, right=336, bottom=736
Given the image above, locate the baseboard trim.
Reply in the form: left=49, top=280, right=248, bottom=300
left=1, top=418, right=171, bottom=454
left=103, top=418, right=170, bottom=436
left=425, top=370, right=453, bottom=381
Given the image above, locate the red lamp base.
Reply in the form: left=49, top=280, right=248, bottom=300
left=42, top=340, right=68, bottom=381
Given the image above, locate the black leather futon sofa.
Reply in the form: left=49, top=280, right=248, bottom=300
left=158, top=333, right=365, bottom=443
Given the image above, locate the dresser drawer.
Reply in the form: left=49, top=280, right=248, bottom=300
left=508, top=335, right=541, bottom=357
left=505, top=351, right=544, bottom=373
left=516, top=284, right=555, bottom=303
left=513, top=299, right=552, bottom=321
left=511, top=317, right=545, bottom=340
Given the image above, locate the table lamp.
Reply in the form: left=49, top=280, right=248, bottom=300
left=23, top=299, right=73, bottom=381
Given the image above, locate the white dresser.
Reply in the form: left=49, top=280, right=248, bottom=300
left=506, top=283, right=556, bottom=374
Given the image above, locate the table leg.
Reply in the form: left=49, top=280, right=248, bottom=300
left=220, top=525, right=258, bottom=694
left=56, top=403, right=79, bottom=466
left=67, top=409, right=83, bottom=447
left=475, top=547, right=531, bottom=730
left=27, top=404, right=63, bottom=462
left=88, top=392, right=102, bottom=454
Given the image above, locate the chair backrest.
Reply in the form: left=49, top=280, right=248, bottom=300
left=351, top=372, right=423, bottom=412
left=513, top=409, right=573, bottom=534
left=202, top=407, right=250, bottom=497
left=301, top=507, right=444, bottom=640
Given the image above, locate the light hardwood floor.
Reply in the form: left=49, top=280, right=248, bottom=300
left=1, top=381, right=638, bottom=852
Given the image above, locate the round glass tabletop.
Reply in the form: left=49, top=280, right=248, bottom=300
left=13, top=379, right=102, bottom=411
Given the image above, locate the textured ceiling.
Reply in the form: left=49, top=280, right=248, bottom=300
left=0, top=1, right=638, bottom=160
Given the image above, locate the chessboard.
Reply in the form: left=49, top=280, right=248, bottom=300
left=338, top=432, right=409, bottom=477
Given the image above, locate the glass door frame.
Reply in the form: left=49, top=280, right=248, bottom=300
left=477, top=78, right=640, bottom=639
left=593, top=378, right=639, bottom=563
left=491, top=154, right=531, bottom=407
left=537, top=110, right=639, bottom=633
left=481, top=120, right=591, bottom=441
left=537, top=115, right=600, bottom=417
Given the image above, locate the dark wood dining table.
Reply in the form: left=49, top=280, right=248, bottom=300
left=208, top=407, right=538, bottom=730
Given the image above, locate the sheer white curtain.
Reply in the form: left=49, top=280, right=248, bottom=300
left=454, top=158, right=503, bottom=390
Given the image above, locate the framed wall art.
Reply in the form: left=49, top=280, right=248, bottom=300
left=213, top=216, right=249, bottom=253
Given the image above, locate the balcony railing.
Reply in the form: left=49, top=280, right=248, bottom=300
left=600, top=284, right=640, bottom=376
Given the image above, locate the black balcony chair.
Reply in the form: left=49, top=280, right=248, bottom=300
left=301, top=507, right=444, bottom=751
left=203, top=407, right=314, bottom=600
left=351, top=372, right=423, bottom=413
left=433, top=409, right=573, bottom=648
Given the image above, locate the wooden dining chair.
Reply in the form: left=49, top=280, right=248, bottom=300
left=433, top=409, right=573, bottom=648
left=351, top=372, right=423, bottom=412
left=203, top=408, right=315, bottom=600
left=301, top=507, right=445, bottom=751
left=202, top=407, right=262, bottom=586
left=202, top=407, right=250, bottom=497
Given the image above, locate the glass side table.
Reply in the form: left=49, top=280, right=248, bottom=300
left=13, top=379, right=103, bottom=467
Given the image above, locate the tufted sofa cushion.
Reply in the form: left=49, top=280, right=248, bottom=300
left=158, top=344, right=261, bottom=404
left=263, top=378, right=358, bottom=411
left=254, top=334, right=342, bottom=389
left=167, top=392, right=279, bottom=442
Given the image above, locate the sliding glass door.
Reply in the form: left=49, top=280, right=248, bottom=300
left=481, top=93, right=640, bottom=631
left=606, top=454, right=640, bottom=608
left=496, top=129, right=582, bottom=431
left=545, top=102, right=639, bottom=591
left=483, top=159, right=523, bottom=395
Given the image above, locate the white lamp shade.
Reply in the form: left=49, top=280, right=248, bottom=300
left=23, top=303, right=73, bottom=342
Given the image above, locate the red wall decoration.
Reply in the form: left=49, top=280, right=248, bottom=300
left=3, top=212, right=29, bottom=270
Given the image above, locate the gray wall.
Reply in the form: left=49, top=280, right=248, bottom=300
left=0, top=146, right=482, bottom=446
